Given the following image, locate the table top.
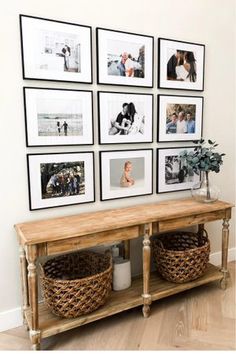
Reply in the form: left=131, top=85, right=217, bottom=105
left=15, top=198, right=234, bottom=246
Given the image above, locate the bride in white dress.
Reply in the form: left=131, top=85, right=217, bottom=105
left=175, top=51, right=197, bottom=82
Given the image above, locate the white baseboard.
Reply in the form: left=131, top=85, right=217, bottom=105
left=0, top=248, right=235, bottom=333
left=210, top=247, right=236, bottom=266
left=0, top=307, right=22, bottom=332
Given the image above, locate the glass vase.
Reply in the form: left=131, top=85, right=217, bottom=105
left=191, top=171, right=220, bottom=203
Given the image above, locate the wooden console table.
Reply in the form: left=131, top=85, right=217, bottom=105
left=15, top=198, right=233, bottom=350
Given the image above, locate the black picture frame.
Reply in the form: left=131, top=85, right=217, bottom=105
left=157, top=94, right=204, bottom=143
left=20, top=14, right=93, bottom=84
left=156, top=146, right=201, bottom=194
left=98, top=91, right=154, bottom=145
left=96, top=27, right=154, bottom=87
left=27, top=151, right=95, bottom=210
left=99, top=149, right=153, bottom=201
left=23, top=87, right=94, bottom=147
left=158, top=37, right=205, bottom=91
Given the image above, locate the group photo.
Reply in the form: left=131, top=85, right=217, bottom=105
left=165, top=103, right=196, bottom=134
left=40, top=161, right=85, bottom=199
left=158, top=95, right=203, bottom=142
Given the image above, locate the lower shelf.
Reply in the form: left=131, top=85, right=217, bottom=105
left=25, top=263, right=223, bottom=339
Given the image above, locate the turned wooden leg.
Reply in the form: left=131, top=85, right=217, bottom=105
left=220, top=218, right=230, bottom=290
left=26, top=245, right=41, bottom=350
left=19, top=245, right=29, bottom=330
left=123, top=240, right=130, bottom=259
left=142, top=223, right=152, bottom=318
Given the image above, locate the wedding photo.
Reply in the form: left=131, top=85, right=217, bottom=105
left=20, top=15, right=92, bottom=83
left=158, top=38, right=205, bottom=91
left=37, top=29, right=81, bottom=73
left=98, top=92, right=153, bottom=144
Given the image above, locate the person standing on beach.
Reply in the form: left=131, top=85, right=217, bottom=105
left=62, top=121, right=68, bottom=136
left=57, top=121, right=61, bottom=135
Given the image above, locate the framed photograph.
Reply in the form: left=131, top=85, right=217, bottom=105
left=27, top=152, right=95, bottom=210
left=20, top=14, right=92, bottom=83
left=158, top=94, right=203, bottom=142
left=23, top=87, right=93, bottom=146
left=96, top=28, right=154, bottom=87
left=100, top=149, right=153, bottom=201
left=98, top=91, right=153, bottom=144
left=158, top=38, right=205, bottom=91
left=157, top=147, right=200, bottom=193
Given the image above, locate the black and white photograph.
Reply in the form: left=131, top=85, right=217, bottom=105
left=158, top=95, right=203, bottom=142
left=97, top=28, right=153, bottom=87
left=157, top=147, right=200, bottom=193
left=20, top=15, right=92, bottom=83
left=100, top=149, right=153, bottom=201
left=24, top=87, right=93, bottom=146
left=27, top=152, right=95, bottom=210
left=158, top=38, right=205, bottom=91
left=98, top=92, right=153, bottom=144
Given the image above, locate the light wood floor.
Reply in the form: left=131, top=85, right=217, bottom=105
left=0, top=262, right=235, bottom=351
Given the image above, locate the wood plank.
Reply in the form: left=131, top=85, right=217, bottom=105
left=46, top=226, right=139, bottom=256
left=159, top=210, right=226, bottom=232
left=15, top=198, right=234, bottom=245
left=25, top=263, right=223, bottom=339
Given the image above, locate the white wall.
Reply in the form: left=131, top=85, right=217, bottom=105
left=0, top=0, right=235, bottom=330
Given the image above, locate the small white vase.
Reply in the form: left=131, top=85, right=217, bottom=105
left=113, top=258, right=131, bottom=291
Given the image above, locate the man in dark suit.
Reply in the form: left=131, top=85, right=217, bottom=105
left=167, top=50, right=185, bottom=80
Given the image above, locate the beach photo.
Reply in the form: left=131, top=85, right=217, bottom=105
left=20, top=15, right=92, bottom=83
left=27, top=152, right=95, bottom=210
left=97, top=28, right=153, bottom=87
left=158, top=95, right=203, bottom=142
left=158, top=38, right=205, bottom=91
left=98, top=92, right=153, bottom=144
left=157, top=147, right=200, bottom=193
left=100, top=149, right=153, bottom=201
left=24, top=87, right=93, bottom=146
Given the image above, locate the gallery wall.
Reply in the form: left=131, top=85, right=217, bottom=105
left=0, top=0, right=235, bottom=330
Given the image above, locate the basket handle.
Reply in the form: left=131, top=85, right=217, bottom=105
left=156, top=239, right=165, bottom=249
left=39, top=263, right=45, bottom=277
left=198, top=228, right=209, bottom=245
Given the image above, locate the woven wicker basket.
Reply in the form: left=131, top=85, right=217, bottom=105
left=152, top=230, right=210, bottom=284
left=40, top=251, right=112, bottom=318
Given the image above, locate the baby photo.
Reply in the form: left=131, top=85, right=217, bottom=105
left=100, top=149, right=153, bottom=201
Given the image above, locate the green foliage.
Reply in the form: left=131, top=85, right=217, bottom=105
left=179, top=139, right=225, bottom=174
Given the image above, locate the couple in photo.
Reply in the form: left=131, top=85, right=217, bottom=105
left=61, top=44, right=71, bottom=71
left=167, top=50, right=197, bottom=82
left=117, top=52, right=143, bottom=77
left=109, top=102, right=144, bottom=136
left=166, top=111, right=195, bottom=134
